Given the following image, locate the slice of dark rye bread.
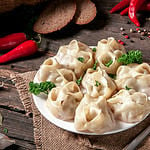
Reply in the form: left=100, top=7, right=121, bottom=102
left=33, top=0, right=76, bottom=34
left=74, top=0, right=97, bottom=25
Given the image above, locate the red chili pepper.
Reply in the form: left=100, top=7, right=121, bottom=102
left=128, top=0, right=146, bottom=27
left=120, top=2, right=150, bottom=15
left=120, top=7, right=129, bottom=15
left=0, top=33, right=27, bottom=51
left=0, top=40, right=38, bottom=64
left=110, top=0, right=131, bottom=13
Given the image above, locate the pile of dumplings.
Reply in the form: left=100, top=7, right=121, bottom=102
left=37, top=37, right=150, bottom=133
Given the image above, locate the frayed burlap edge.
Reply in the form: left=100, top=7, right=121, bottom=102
left=0, top=69, right=42, bottom=149
left=10, top=71, right=43, bottom=150
left=10, top=72, right=36, bottom=113
left=32, top=101, right=42, bottom=150
left=0, top=69, right=15, bottom=78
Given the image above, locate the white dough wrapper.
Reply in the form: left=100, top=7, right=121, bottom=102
left=74, top=94, right=116, bottom=133
left=47, top=81, right=83, bottom=120
left=107, top=89, right=150, bottom=123
left=116, top=63, right=150, bottom=80
left=96, top=37, right=126, bottom=74
left=56, top=40, right=94, bottom=78
left=82, top=67, right=116, bottom=98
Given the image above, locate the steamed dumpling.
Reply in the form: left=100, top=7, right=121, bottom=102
left=116, top=63, right=150, bottom=80
left=47, top=81, right=83, bottom=120
left=116, top=75, right=150, bottom=97
left=37, top=57, right=61, bottom=82
left=116, top=63, right=150, bottom=96
left=96, top=37, right=125, bottom=74
left=82, top=67, right=116, bottom=98
left=136, top=75, right=150, bottom=96
left=97, top=37, right=125, bottom=54
left=56, top=40, right=94, bottom=78
left=75, top=94, right=116, bottom=133
left=38, top=67, right=76, bottom=87
left=107, top=89, right=150, bottom=123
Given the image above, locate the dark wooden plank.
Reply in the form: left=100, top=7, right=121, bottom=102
left=0, top=51, right=51, bottom=72
left=0, top=108, right=35, bottom=149
left=0, top=86, right=25, bottom=111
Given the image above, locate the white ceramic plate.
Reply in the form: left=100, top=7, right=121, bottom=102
left=33, top=71, right=149, bottom=135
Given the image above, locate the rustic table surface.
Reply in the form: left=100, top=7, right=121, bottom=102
left=0, top=0, right=149, bottom=149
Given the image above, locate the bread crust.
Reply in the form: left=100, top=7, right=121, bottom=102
left=74, top=0, right=97, bottom=25
left=33, top=0, right=76, bottom=34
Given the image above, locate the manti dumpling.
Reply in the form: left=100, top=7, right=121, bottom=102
left=37, top=57, right=77, bottom=86
left=82, top=67, right=116, bottom=98
left=47, top=81, right=83, bottom=120
left=116, top=63, right=150, bottom=96
left=56, top=40, right=94, bottom=78
left=37, top=57, right=61, bottom=82
left=116, top=63, right=150, bottom=80
left=116, top=75, right=150, bottom=97
left=74, top=94, right=116, bottom=133
left=96, top=37, right=126, bottom=74
left=107, top=89, right=150, bottom=123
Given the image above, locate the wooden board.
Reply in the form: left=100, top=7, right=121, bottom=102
left=0, top=0, right=149, bottom=149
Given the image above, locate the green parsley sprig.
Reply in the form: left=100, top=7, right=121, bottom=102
left=105, top=60, right=113, bottom=67
left=76, top=76, right=83, bottom=86
left=125, top=85, right=132, bottom=90
left=118, top=50, right=142, bottom=65
left=77, top=57, right=84, bottom=63
left=93, top=60, right=98, bottom=70
left=29, top=81, right=56, bottom=95
left=95, top=81, right=101, bottom=87
left=92, top=48, right=96, bottom=52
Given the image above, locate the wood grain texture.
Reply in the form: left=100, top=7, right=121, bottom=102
left=0, top=108, right=35, bottom=149
left=0, top=0, right=149, bottom=149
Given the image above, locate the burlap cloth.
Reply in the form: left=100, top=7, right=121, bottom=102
left=1, top=69, right=150, bottom=150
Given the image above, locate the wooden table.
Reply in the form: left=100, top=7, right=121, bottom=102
left=0, top=0, right=149, bottom=149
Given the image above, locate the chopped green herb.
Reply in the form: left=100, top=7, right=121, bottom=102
left=76, top=76, right=83, bottom=86
left=77, top=57, right=84, bottom=63
left=3, top=128, right=8, bottom=134
left=92, top=48, right=96, bottom=52
left=93, top=60, right=98, bottom=70
left=108, top=74, right=116, bottom=79
left=29, top=81, right=56, bottom=95
left=105, top=60, right=113, bottom=67
left=95, top=81, right=101, bottom=87
left=118, top=50, right=142, bottom=65
left=125, top=86, right=132, bottom=90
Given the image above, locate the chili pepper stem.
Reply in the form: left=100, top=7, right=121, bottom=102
left=35, top=34, right=42, bottom=47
